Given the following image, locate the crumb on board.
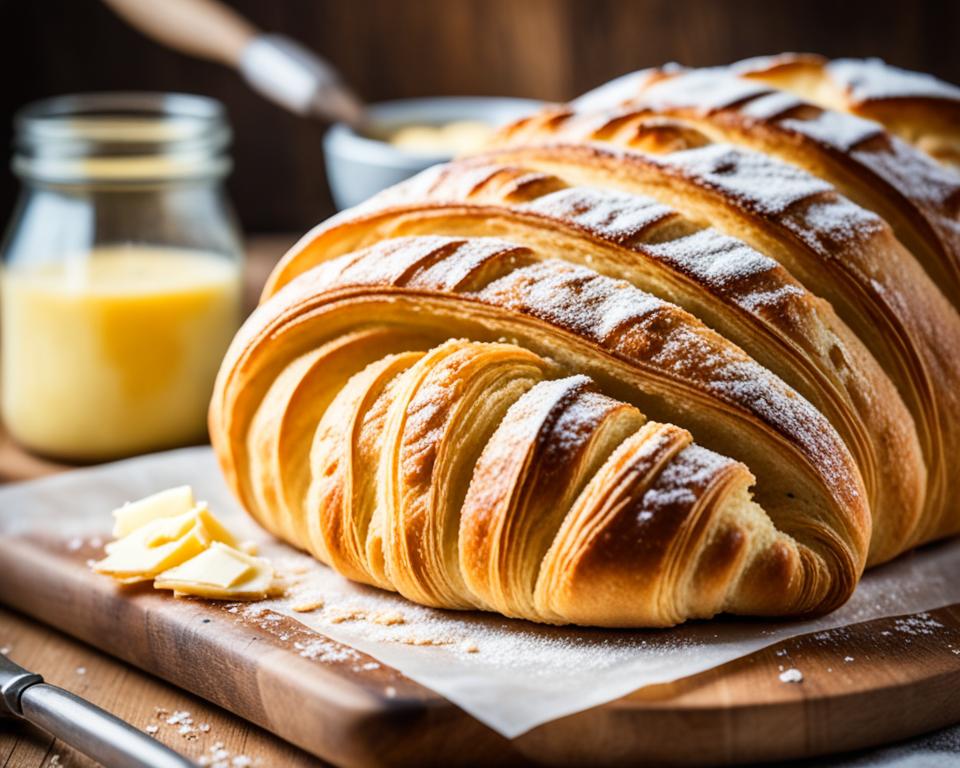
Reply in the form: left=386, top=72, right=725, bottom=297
left=197, top=741, right=258, bottom=767
left=400, top=636, right=453, bottom=647
left=327, top=608, right=368, bottom=624
left=166, top=710, right=192, bottom=726
left=778, top=668, right=803, bottom=684
left=290, top=598, right=325, bottom=613
left=370, top=611, right=406, bottom=626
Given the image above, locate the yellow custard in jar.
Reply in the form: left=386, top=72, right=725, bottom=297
left=1, top=246, right=242, bottom=460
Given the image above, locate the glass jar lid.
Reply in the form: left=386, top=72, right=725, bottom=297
left=13, top=92, right=232, bottom=184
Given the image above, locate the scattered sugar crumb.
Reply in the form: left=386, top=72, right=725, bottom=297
left=199, top=723, right=211, bottom=733
left=88, top=536, right=103, bottom=549
left=370, top=611, right=406, bottom=626
left=774, top=648, right=787, bottom=656
left=166, top=710, right=192, bottom=725
left=85, top=559, right=97, bottom=568
left=844, top=656, right=854, bottom=662
left=0, top=645, right=11, bottom=655
left=196, top=741, right=257, bottom=768
left=361, top=661, right=381, bottom=671
left=297, top=638, right=360, bottom=663
left=67, top=537, right=83, bottom=551
left=399, top=636, right=452, bottom=647
left=893, top=613, right=944, bottom=636
left=145, top=724, right=159, bottom=735
left=291, top=598, right=325, bottom=613
left=50, top=756, right=61, bottom=767
left=779, top=668, right=804, bottom=683
left=461, top=641, right=479, bottom=654
left=75, top=666, right=86, bottom=675
left=384, top=686, right=397, bottom=698
left=327, top=608, right=368, bottom=624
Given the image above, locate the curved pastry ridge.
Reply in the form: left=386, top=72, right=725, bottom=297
left=733, top=53, right=960, bottom=169
left=536, top=424, right=804, bottom=626
left=458, top=375, right=644, bottom=618
left=378, top=339, right=550, bottom=608
left=307, top=350, right=425, bottom=584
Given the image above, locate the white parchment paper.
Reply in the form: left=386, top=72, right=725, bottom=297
left=2, top=447, right=959, bottom=738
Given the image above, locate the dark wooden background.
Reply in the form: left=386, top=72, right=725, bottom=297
left=1, top=0, right=957, bottom=233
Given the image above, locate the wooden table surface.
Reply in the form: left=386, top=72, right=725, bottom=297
left=0, top=606, right=325, bottom=768
left=0, top=235, right=328, bottom=767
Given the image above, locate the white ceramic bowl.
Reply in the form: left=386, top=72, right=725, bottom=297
left=323, top=96, right=543, bottom=210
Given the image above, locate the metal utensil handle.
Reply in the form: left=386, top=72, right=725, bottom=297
left=20, top=683, right=197, bottom=768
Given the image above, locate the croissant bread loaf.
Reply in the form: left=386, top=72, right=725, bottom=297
left=210, top=55, right=960, bottom=627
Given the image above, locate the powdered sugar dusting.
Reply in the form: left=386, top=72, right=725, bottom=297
left=474, top=258, right=855, bottom=500
left=828, top=58, right=960, bottom=104
left=643, top=443, right=736, bottom=511
left=738, top=90, right=803, bottom=121
left=643, top=144, right=885, bottom=255
left=782, top=109, right=884, bottom=152
left=849, top=138, right=960, bottom=253
left=644, top=228, right=805, bottom=313
left=640, top=69, right=771, bottom=113
left=665, top=145, right=835, bottom=216
left=521, top=187, right=676, bottom=243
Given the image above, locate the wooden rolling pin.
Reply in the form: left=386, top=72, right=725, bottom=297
left=102, top=0, right=365, bottom=125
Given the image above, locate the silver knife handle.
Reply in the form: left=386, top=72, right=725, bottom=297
left=20, top=683, right=197, bottom=768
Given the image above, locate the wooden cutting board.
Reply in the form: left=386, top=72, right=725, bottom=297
left=1, top=534, right=959, bottom=767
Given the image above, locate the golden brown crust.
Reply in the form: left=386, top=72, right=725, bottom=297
left=212, top=236, right=870, bottom=625
left=263, top=157, right=924, bottom=564
left=734, top=54, right=960, bottom=169
left=209, top=55, right=960, bottom=627
left=472, top=139, right=959, bottom=561
left=501, top=83, right=960, bottom=309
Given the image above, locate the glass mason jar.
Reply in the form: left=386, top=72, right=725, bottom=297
left=1, top=93, right=244, bottom=462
